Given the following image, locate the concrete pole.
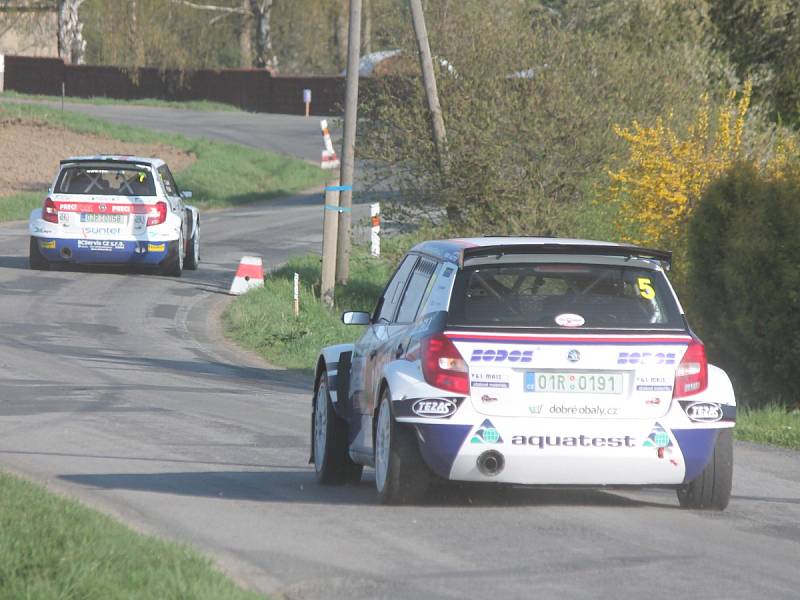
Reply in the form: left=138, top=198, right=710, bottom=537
left=321, top=181, right=341, bottom=308
left=409, top=0, right=448, bottom=171
left=336, top=0, right=362, bottom=284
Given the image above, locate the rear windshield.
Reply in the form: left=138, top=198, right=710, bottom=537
left=447, top=263, right=684, bottom=330
left=55, top=166, right=156, bottom=196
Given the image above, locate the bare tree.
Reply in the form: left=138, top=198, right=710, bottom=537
left=170, top=0, right=275, bottom=69
left=57, top=0, right=87, bottom=64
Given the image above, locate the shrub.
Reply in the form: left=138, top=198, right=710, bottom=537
left=687, top=163, right=800, bottom=407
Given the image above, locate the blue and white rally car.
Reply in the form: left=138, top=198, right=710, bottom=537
left=311, top=238, right=735, bottom=508
left=29, top=155, right=199, bottom=276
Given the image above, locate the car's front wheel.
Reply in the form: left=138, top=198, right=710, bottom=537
left=313, top=373, right=363, bottom=485
left=374, top=389, right=431, bottom=505
left=677, top=428, right=733, bottom=510
left=29, top=237, right=49, bottom=270
left=185, top=222, right=199, bottom=270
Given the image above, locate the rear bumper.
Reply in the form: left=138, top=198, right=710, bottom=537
left=411, top=415, right=730, bottom=487
left=34, top=236, right=171, bottom=265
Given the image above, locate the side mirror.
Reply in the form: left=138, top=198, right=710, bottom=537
left=342, top=311, right=371, bottom=325
left=180, top=190, right=193, bottom=199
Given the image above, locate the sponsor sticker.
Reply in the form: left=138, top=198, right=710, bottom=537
left=511, top=434, right=634, bottom=448
left=555, top=313, right=585, bottom=327
left=471, top=370, right=510, bottom=389
left=684, top=401, right=723, bottom=423
left=548, top=403, right=619, bottom=417
left=636, top=385, right=673, bottom=392
left=618, top=351, right=676, bottom=365
left=470, top=419, right=503, bottom=444
left=470, top=348, right=533, bottom=364
left=82, top=226, right=121, bottom=236
left=411, top=398, right=457, bottom=418
left=40, top=239, right=56, bottom=249
left=77, top=240, right=125, bottom=251
left=147, top=243, right=166, bottom=252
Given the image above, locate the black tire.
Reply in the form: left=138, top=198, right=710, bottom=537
left=374, top=389, right=431, bottom=505
left=185, top=221, right=199, bottom=271
left=677, top=428, right=733, bottom=510
left=161, top=233, right=184, bottom=277
left=29, top=237, right=49, bottom=270
left=313, top=372, right=363, bottom=485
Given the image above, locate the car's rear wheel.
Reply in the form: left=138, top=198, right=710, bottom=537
left=374, top=389, right=431, bottom=505
left=313, top=373, right=363, bottom=485
left=29, top=237, right=49, bottom=270
left=185, top=222, right=199, bottom=270
left=677, top=428, right=733, bottom=510
left=161, top=233, right=184, bottom=277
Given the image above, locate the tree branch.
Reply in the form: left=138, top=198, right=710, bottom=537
left=169, top=0, right=248, bottom=15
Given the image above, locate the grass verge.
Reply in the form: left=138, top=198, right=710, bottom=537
left=0, top=101, right=324, bottom=222
left=0, top=470, right=263, bottom=599
left=1, top=90, right=239, bottom=112
left=735, top=405, right=800, bottom=450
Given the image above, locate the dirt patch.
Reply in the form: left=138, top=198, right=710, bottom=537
left=0, top=118, right=196, bottom=197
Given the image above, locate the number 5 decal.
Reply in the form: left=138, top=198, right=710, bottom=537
left=637, top=277, right=655, bottom=300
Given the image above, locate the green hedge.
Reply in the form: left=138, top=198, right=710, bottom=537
left=688, top=163, right=800, bottom=408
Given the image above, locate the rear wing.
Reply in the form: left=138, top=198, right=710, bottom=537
left=460, top=243, right=672, bottom=270
left=59, top=158, right=153, bottom=169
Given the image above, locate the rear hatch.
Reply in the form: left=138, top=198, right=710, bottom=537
left=49, top=163, right=158, bottom=238
left=445, top=258, right=689, bottom=419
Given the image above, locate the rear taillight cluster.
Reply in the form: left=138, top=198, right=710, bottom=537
left=673, top=338, right=708, bottom=398
left=42, top=198, right=58, bottom=223
left=420, top=334, right=469, bottom=394
left=146, top=201, right=167, bottom=226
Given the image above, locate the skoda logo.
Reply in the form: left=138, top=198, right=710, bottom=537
left=567, top=349, right=580, bottom=363
left=99, top=204, right=107, bottom=212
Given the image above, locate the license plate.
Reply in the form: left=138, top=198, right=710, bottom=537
left=80, top=213, right=128, bottom=225
left=524, top=372, right=623, bottom=394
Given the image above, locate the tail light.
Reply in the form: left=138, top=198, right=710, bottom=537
left=421, top=334, right=469, bottom=394
left=673, top=338, right=708, bottom=398
left=42, top=198, right=58, bottom=223
left=146, top=201, right=167, bottom=226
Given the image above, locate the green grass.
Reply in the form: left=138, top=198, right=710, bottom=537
left=1, top=90, right=240, bottom=112
left=0, top=470, right=264, bottom=599
left=223, top=245, right=396, bottom=372
left=0, top=101, right=324, bottom=222
left=735, top=405, right=800, bottom=450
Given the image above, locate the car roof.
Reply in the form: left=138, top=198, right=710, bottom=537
left=410, top=237, right=672, bottom=268
left=59, top=155, right=165, bottom=168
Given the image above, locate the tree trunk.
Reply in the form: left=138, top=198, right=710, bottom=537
left=57, top=0, right=86, bottom=65
left=250, top=0, right=276, bottom=69
left=362, top=0, right=371, bottom=54
left=334, top=0, right=349, bottom=68
left=240, top=0, right=253, bottom=67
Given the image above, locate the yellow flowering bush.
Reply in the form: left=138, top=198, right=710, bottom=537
left=607, top=81, right=752, bottom=250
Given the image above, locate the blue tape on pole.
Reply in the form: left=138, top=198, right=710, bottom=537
left=324, top=205, right=352, bottom=212
left=325, top=185, right=353, bottom=192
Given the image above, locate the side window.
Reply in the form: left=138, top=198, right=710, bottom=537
left=396, top=259, right=437, bottom=323
left=158, top=166, right=179, bottom=197
left=375, top=255, right=418, bottom=323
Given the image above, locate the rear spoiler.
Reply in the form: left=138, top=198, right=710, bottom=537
left=460, top=243, right=672, bottom=270
left=59, top=158, right=152, bottom=168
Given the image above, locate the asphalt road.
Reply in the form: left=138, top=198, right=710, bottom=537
left=0, top=105, right=799, bottom=600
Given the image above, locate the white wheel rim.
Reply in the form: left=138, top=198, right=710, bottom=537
left=178, top=234, right=184, bottom=270
left=375, top=399, right=391, bottom=493
left=314, top=382, right=328, bottom=473
left=193, top=231, right=199, bottom=261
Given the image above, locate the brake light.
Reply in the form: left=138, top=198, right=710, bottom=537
left=673, top=339, right=708, bottom=398
left=146, top=201, right=167, bottom=226
left=421, top=334, right=469, bottom=394
left=42, top=197, right=58, bottom=223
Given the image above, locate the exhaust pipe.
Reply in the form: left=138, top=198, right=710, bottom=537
left=476, top=450, right=505, bottom=477
left=60, top=247, right=72, bottom=259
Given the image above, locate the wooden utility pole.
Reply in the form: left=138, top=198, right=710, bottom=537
left=336, top=0, right=362, bottom=284
left=409, top=0, right=448, bottom=171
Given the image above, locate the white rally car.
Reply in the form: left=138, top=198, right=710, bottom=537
left=28, top=155, right=200, bottom=276
left=311, top=238, right=735, bottom=508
